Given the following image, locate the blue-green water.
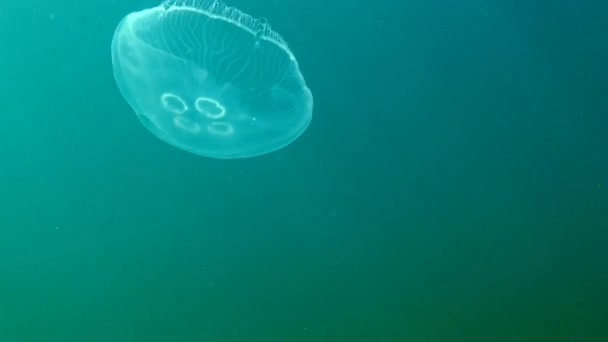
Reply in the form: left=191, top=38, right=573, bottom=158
left=1, top=0, right=606, bottom=341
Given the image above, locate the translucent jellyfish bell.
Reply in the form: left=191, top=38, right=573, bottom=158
left=111, top=0, right=313, bottom=159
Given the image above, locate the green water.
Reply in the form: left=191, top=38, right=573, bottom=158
left=1, top=0, right=606, bottom=341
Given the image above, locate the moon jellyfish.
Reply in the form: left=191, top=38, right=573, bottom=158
left=111, top=0, right=313, bottom=159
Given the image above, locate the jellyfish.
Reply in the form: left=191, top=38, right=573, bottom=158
left=111, top=0, right=313, bottom=159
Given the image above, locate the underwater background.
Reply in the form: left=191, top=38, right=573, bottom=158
left=1, top=0, right=606, bottom=341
